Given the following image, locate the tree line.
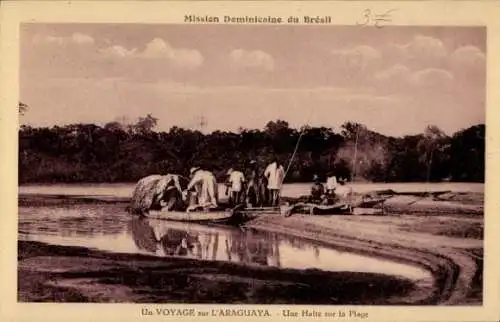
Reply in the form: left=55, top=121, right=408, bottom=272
left=18, top=113, right=485, bottom=183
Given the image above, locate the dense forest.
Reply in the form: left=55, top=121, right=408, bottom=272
left=18, top=110, right=485, bottom=184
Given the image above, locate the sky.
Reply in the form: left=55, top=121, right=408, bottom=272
left=20, top=24, right=486, bottom=137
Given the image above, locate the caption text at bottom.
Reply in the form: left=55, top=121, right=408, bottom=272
left=141, top=307, right=368, bottom=319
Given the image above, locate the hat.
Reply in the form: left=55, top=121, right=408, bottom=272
left=313, top=174, right=320, bottom=181
left=190, top=167, right=201, bottom=175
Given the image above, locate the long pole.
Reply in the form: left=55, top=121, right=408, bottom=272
left=426, top=149, right=433, bottom=182
left=351, top=128, right=360, bottom=183
left=278, top=106, right=315, bottom=200
left=347, top=128, right=360, bottom=211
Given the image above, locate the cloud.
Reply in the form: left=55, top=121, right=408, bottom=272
left=384, top=35, right=448, bottom=69
left=71, top=33, right=95, bottom=45
left=331, top=45, right=381, bottom=71
left=374, top=64, right=411, bottom=82
left=139, top=38, right=204, bottom=69
left=229, top=49, right=275, bottom=71
left=99, top=45, right=137, bottom=58
left=374, top=65, right=454, bottom=94
left=411, top=68, right=454, bottom=87
left=98, top=38, right=204, bottom=69
left=32, top=33, right=95, bottom=46
left=450, top=45, right=485, bottom=71
left=407, top=35, right=447, bottom=60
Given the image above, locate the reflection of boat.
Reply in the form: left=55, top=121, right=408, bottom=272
left=225, top=229, right=281, bottom=267
left=128, top=218, right=158, bottom=253
left=129, top=217, right=282, bottom=266
left=129, top=217, right=203, bottom=257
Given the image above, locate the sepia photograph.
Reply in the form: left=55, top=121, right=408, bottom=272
left=15, top=21, right=486, bottom=307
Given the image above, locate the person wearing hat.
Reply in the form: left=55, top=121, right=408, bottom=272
left=185, top=166, right=219, bottom=211
left=225, top=167, right=246, bottom=207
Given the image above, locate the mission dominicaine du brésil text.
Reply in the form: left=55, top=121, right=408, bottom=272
left=185, top=15, right=332, bottom=24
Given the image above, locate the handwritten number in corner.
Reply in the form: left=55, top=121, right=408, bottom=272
left=357, top=9, right=397, bottom=28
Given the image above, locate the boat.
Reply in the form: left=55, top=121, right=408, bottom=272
left=145, top=208, right=235, bottom=224
left=143, top=204, right=281, bottom=224
left=281, top=202, right=353, bottom=216
left=234, top=206, right=282, bottom=221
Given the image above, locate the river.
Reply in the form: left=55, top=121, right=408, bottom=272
left=18, top=199, right=432, bottom=282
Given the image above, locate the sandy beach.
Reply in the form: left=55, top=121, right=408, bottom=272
left=18, top=189, right=483, bottom=305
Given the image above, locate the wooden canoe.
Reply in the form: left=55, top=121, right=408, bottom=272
left=145, top=209, right=234, bottom=223
left=238, top=206, right=281, bottom=215
left=281, top=202, right=352, bottom=216
left=143, top=205, right=284, bottom=224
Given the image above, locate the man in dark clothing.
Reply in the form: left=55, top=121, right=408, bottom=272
left=246, top=160, right=267, bottom=207
left=309, top=174, right=325, bottom=203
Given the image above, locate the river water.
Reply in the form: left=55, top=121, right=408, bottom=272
left=19, top=182, right=484, bottom=200
left=18, top=201, right=432, bottom=282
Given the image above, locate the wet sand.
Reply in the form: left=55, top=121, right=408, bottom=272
left=17, top=190, right=483, bottom=304
left=19, top=241, right=419, bottom=304
left=245, top=213, right=483, bottom=305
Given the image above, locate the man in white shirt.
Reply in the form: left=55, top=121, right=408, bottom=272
left=326, top=171, right=338, bottom=195
left=264, top=157, right=285, bottom=206
left=226, top=168, right=246, bottom=206
left=185, top=167, right=219, bottom=210
left=335, top=177, right=353, bottom=201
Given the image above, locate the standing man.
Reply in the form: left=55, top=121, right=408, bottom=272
left=226, top=167, right=246, bottom=206
left=246, top=160, right=266, bottom=207
left=326, top=170, right=338, bottom=195
left=264, top=157, right=285, bottom=206
left=185, top=166, right=219, bottom=210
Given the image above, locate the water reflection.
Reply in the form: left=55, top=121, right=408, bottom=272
left=19, top=203, right=432, bottom=281
left=19, top=205, right=126, bottom=237
left=129, top=218, right=282, bottom=266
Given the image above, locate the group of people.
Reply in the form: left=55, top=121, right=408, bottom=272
left=185, top=157, right=286, bottom=210
left=225, top=157, right=285, bottom=208
left=130, top=157, right=352, bottom=214
left=309, top=172, right=352, bottom=205
left=129, top=158, right=286, bottom=214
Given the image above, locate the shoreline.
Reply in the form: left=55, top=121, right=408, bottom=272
left=17, top=191, right=483, bottom=304
left=245, top=214, right=482, bottom=305
left=18, top=240, right=422, bottom=304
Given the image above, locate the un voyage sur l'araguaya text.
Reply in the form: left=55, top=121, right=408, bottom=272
left=185, top=15, right=332, bottom=24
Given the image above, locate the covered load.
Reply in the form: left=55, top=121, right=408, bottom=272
left=129, top=174, right=188, bottom=214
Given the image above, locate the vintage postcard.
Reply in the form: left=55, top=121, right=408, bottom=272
left=1, top=1, right=499, bottom=322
